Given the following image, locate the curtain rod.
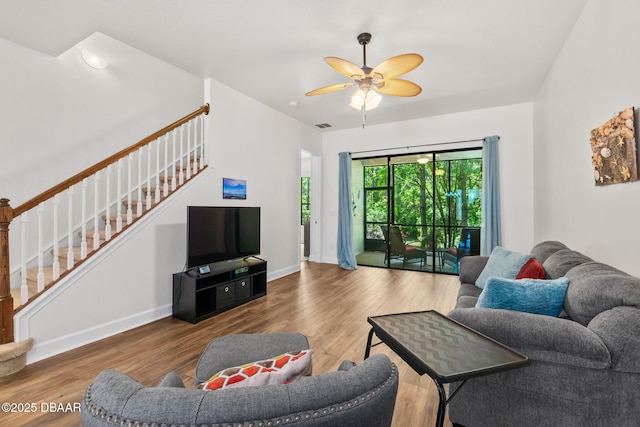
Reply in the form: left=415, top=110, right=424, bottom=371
left=349, top=136, right=498, bottom=156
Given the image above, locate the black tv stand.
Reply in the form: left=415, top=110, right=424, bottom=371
left=172, top=258, right=267, bottom=324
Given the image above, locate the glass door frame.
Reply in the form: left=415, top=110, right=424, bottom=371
left=356, top=147, right=483, bottom=274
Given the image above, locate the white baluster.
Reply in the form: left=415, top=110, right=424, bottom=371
left=186, top=121, right=192, bottom=180
left=37, top=203, right=45, bottom=292
left=137, top=148, right=143, bottom=217
left=179, top=126, right=185, bottom=185
left=171, top=130, right=177, bottom=191
left=117, top=159, right=123, bottom=232
left=163, top=134, right=169, bottom=197
left=52, top=194, right=60, bottom=280
left=105, top=165, right=112, bottom=241
left=199, top=114, right=205, bottom=170
left=127, top=153, right=133, bottom=224
left=67, top=187, right=75, bottom=269
left=80, top=178, right=88, bottom=259
left=20, top=211, right=28, bottom=304
left=93, top=171, right=101, bottom=250
left=155, top=139, right=161, bottom=203
left=146, top=144, right=152, bottom=210
left=192, top=119, right=198, bottom=175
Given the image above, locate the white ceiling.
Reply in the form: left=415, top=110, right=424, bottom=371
left=0, top=0, right=587, bottom=131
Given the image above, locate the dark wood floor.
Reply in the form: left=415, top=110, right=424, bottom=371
left=0, top=261, right=459, bottom=426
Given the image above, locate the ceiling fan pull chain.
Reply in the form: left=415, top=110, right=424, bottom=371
left=362, top=105, right=366, bottom=129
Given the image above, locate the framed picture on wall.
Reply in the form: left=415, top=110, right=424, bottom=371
left=223, top=178, right=247, bottom=199
left=590, top=107, right=638, bottom=186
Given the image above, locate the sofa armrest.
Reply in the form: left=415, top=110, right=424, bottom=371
left=448, top=308, right=611, bottom=369
left=458, top=256, right=489, bottom=285
left=588, top=306, right=640, bottom=373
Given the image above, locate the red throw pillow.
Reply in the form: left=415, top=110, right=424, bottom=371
left=516, top=258, right=545, bottom=279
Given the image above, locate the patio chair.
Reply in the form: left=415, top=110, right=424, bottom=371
left=381, top=225, right=427, bottom=268
left=442, top=226, right=481, bottom=272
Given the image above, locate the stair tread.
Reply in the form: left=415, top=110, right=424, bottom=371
left=80, top=229, right=108, bottom=240
left=56, top=246, right=83, bottom=260
left=24, top=264, right=66, bottom=284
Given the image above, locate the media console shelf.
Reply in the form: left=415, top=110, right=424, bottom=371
left=172, top=257, right=267, bottom=324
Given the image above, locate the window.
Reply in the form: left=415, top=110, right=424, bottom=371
left=301, top=176, right=311, bottom=225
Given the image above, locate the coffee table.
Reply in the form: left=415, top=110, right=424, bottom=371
left=364, top=310, right=530, bottom=427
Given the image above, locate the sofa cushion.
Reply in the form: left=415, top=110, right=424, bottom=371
left=588, top=307, right=640, bottom=373
left=542, top=249, right=593, bottom=279
left=530, top=241, right=568, bottom=264
left=565, top=262, right=640, bottom=326
left=475, top=247, right=532, bottom=289
left=459, top=256, right=489, bottom=285
left=476, top=277, right=569, bottom=317
left=448, top=308, right=611, bottom=369
left=199, top=350, right=313, bottom=390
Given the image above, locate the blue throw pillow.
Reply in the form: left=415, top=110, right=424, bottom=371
left=476, top=276, right=569, bottom=317
left=475, top=246, right=532, bottom=289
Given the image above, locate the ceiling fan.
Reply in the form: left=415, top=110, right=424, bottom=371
left=306, top=32, right=423, bottom=123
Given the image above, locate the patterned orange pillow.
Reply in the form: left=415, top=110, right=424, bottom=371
left=199, top=350, right=313, bottom=390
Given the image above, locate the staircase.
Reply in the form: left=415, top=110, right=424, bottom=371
left=0, top=104, right=210, bottom=345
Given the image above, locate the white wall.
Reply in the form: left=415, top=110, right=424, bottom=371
left=321, top=103, right=535, bottom=263
left=205, top=78, right=322, bottom=277
left=0, top=32, right=203, bottom=206
left=534, top=0, right=640, bottom=276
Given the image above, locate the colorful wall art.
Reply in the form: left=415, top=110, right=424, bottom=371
left=590, top=107, right=638, bottom=186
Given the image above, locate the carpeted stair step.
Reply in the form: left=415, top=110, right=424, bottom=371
left=56, top=247, right=87, bottom=269
left=103, top=213, right=129, bottom=227
left=81, top=230, right=108, bottom=248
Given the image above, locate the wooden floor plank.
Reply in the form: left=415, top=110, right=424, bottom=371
left=0, top=262, right=459, bottom=426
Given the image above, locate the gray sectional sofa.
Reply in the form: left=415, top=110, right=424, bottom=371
left=447, top=241, right=640, bottom=427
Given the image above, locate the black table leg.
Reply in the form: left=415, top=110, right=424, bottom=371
left=433, top=379, right=447, bottom=427
left=364, top=327, right=375, bottom=359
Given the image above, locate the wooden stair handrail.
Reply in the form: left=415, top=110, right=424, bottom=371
left=13, top=104, right=209, bottom=217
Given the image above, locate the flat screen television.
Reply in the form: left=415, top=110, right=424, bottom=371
left=187, top=206, right=260, bottom=268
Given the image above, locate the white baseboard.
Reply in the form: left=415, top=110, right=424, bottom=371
left=26, top=304, right=172, bottom=364
left=267, top=264, right=300, bottom=282
left=322, top=256, right=339, bottom=265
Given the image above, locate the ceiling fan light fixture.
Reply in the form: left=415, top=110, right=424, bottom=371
left=349, top=88, right=381, bottom=111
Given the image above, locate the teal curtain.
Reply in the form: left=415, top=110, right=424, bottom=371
left=481, top=136, right=501, bottom=255
left=337, top=152, right=357, bottom=269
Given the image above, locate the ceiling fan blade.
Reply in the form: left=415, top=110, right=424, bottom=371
left=376, top=78, right=422, bottom=97
left=372, top=53, right=423, bottom=80
left=324, top=57, right=365, bottom=79
left=305, top=82, right=355, bottom=96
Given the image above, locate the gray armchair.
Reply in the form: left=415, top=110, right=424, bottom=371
left=81, top=333, right=399, bottom=427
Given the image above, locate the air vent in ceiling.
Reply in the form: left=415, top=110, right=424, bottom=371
left=315, top=123, right=332, bottom=129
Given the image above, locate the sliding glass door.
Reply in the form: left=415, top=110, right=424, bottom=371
left=353, top=149, right=482, bottom=274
